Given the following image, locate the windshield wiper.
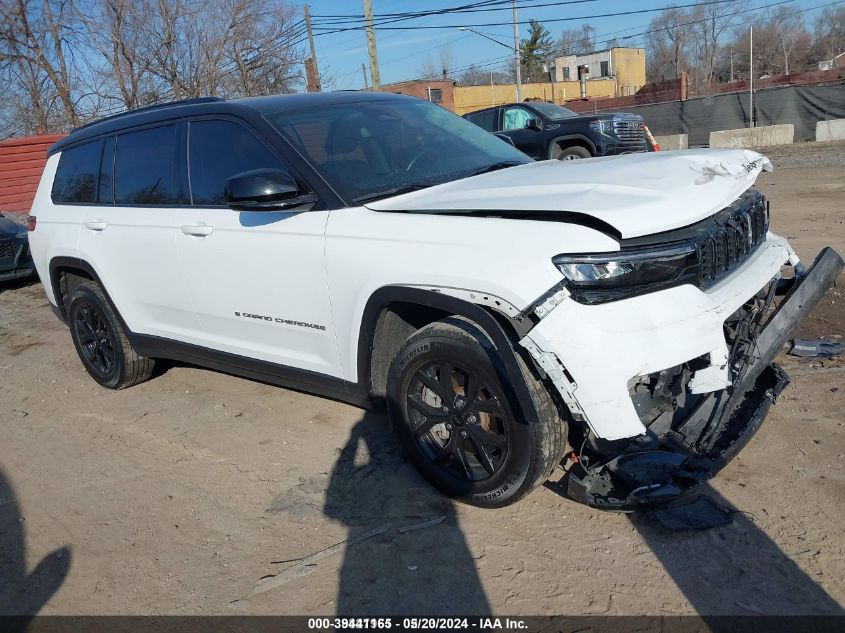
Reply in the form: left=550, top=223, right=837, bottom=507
left=463, top=161, right=524, bottom=178
left=353, top=183, right=433, bottom=204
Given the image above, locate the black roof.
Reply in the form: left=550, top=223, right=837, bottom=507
left=49, top=91, right=411, bottom=155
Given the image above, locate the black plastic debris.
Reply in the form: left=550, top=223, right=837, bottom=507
left=652, top=494, right=735, bottom=531
left=788, top=338, right=845, bottom=358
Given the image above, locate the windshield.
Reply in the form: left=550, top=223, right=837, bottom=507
left=528, top=102, right=578, bottom=120
left=266, top=98, right=530, bottom=205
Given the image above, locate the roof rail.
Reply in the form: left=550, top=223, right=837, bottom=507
left=72, top=96, right=225, bottom=133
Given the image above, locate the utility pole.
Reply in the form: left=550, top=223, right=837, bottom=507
left=361, top=63, right=369, bottom=90
left=749, top=26, right=754, bottom=128
left=304, top=4, right=321, bottom=92
left=511, top=0, right=522, bottom=102
left=364, top=0, right=381, bottom=91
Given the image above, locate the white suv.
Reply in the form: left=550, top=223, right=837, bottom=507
left=28, top=92, right=843, bottom=508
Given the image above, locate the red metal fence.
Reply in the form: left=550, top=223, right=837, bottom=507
left=0, top=134, right=66, bottom=215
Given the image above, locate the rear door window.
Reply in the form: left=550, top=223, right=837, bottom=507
left=51, top=140, right=103, bottom=204
left=188, top=120, right=287, bottom=206
left=114, top=125, right=177, bottom=205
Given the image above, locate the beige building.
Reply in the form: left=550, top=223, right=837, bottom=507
left=379, top=47, right=647, bottom=116
left=553, top=47, right=646, bottom=97
left=452, top=79, right=617, bottom=116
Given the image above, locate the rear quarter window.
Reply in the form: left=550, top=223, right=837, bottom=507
left=51, top=140, right=103, bottom=204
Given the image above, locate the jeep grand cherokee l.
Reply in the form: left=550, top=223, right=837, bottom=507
left=464, top=101, right=647, bottom=160
left=28, top=92, right=843, bottom=508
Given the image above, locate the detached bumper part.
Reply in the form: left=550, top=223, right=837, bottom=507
left=565, top=247, right=844, bottom=510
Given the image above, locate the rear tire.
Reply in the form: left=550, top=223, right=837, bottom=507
left=386, top=317, right=566, bottom=508
left=67, top=280, right=154, bottom=389
left=552, top=144, right=591, bottom=160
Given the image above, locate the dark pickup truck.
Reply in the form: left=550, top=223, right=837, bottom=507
left=463, top=101, right=647, bottom=160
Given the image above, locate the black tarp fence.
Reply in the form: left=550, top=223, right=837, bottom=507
left=623, top=83, right=845, bottom=146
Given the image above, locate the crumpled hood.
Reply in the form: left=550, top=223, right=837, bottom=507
left=366, top=149, right=773, bottom=239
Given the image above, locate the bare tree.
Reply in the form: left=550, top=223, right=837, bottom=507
left=0, top=0, right=84, bottom=129
left=457, top=64, right=508, bottom=86
left=222, top=0, right=304, bottom=96
left=729, top=5, right=811, bottom=78
left=76, top=0, right=158, bottom=111
left=556, top=24, right=596, bottom=56
left=687, top=1, right=746, bottom=90
left=417, top=46, right=454, bottom=80
left=646, top=8, right=691, bottom=82
left=810, top=5, right=845, bottom=62
left=770, top=5, right=811, bottom=75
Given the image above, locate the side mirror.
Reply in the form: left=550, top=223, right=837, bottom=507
left=224, top=168, right=316, bottom=212
left=525, top=118, right=542, bottom=131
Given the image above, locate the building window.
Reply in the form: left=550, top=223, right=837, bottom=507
left=562, top=67, right=570, bottom=80
left=429, top=88, right=443, bottom=103
left=600, top=61, right=610, bottom=77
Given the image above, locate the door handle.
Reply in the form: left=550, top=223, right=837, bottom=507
left=181, top=224, right=214, bottom=237
left=84, top=220, right=108, bottom=231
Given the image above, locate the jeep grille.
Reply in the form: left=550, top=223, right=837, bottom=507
left=695, top=195, right=769, bottom=289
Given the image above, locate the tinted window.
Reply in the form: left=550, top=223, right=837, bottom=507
left=465, top=109, right=497, bottom=132
left=52, top=140, right=102, bottom=204
left=267, top=99, right=530, bottom=205
left=189, top=120, right=286, bottom=206
left=98, top=136, right=115, bottom=204
left=429, top=88, right=443, bottom=104
left=114, top=126, right=176, bottom=205
left=527, top=102, right=577, bottom=120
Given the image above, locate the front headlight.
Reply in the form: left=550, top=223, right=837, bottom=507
left=588, top=119, right=614, bottom=137
left=554, top=242, right=698, bottom=304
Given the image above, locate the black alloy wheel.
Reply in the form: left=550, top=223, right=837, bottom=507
left=406, top=359, right=509, bottom=481
left=74, top=301, right=117, bottom=379
left=387, top=317, right=567, bottom=507
left=66, top=278, right=155, bottom=389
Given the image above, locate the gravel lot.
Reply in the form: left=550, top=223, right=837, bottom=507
left=1, top=141, right=843, bottom=617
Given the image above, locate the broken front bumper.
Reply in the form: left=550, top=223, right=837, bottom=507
left=521, top=235, right=841, bottom=441
left=561, top=247, right=843, bottom=509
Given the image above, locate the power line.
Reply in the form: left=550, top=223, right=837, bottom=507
left=594, top=0, right=842, bottom=50
left=310, top=0, right=747, bottom=34
left=383, top=0, right=843, bottom=86
left=310, top=0, right=599, bottom=24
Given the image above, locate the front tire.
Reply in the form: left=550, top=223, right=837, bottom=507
left=552, top=144, right=592, bottom=160
left=67, top=280, right=154, bottom=389
left=386, top=318, right=566, bottom=507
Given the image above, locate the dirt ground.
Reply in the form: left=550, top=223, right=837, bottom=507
left=1, top=141, right=843, bottom=617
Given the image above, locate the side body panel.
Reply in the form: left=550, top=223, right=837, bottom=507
left=28, top=155, right=82, bottom=305
left=325, top=205, right=620, bottom=383
left=176, top=207, right=341, bottom=377
left=77, top=204, right=200, bottom=340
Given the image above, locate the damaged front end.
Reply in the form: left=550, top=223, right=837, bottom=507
left=562, top=247, right=843, bottom=510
